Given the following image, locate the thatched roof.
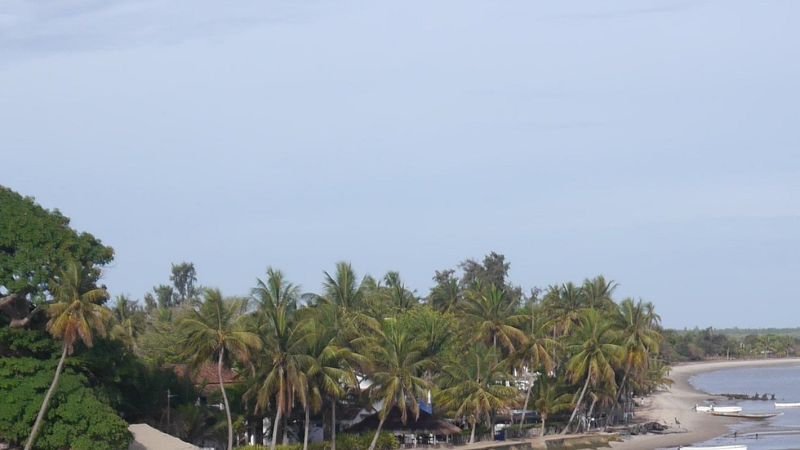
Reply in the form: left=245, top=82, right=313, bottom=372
left=345, top=408, right=461, bottom=435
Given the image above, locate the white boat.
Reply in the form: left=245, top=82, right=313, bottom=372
left=694, top=405, right=742, bottom=413
left=682, top=446, right=747, bottom=450
left=775, top=402, right=800, bottom=408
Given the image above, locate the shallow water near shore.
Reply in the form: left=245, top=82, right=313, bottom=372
left=689, top=364, right=800, bottom=450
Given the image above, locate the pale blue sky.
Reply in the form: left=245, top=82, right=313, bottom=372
left=2, top=0, right=798, bottom=328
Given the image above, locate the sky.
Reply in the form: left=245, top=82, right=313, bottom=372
left=1, top=0, right=798, bottom=329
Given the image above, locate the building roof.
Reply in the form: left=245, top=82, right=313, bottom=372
left=171, top=363, right=239, bottom=392
left=128, top=423, right=199, bottom=450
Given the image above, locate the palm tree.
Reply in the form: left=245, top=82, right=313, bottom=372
left=301, top=322, right=361, bottom=450
left=608, top=298, right=661, bottom=425
left=562, top=309, right=622, bottom=434
left=25, top=261, right=111, bottom=450
left=510, top=305, right=556, bottom=431
left=382, top=271, right=418, bottom=312
left=581, top=276, right=618, bottom=311
left=178, top=289, right=261, bottom=450
left=542, top=282, right=585, bottom=337
left=460, top=283, right=526, bottom=356
left=356, top=320, right=430, bottom=450
left=110, top=294, right=144, bottom=352
left=436, top=344, right=518, bottom=443
left=428, top=270, right=460, bottom=313
left=531, top=377, right=572, bottom=437
left=250, top=268, right=310, bottom=450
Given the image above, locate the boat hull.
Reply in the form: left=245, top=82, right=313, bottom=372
left=683, top=446, right=747, bottom=450
left=775, top=402, right=800, bottom=408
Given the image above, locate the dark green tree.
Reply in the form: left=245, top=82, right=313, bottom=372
left=0, top=186, right=113, bottom=327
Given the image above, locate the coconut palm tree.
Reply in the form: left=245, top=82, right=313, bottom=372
left=562, top=309, right=622, bottom=434
left=541, top=282, right=585, bottom=337
left=110, top=294, right=145, bottom=352
left=428, top=270, right=460, bottom=313
left=300, top=322, right=361, bottom=450
left=581, top=276, right=618, bottom=311
left=355, top=320, right=430, bottom=450
left=25, top=261, right=111, bottom=450
left=250, top=268, right=310, bottom=450
left=509, top=304, right=556, bottom=431
left=532, top=377, right=572, bottom=437
left=178, top=289, right=261, bottom=450
left=436, top=344, right=518, bottom=443
left=608, top=298, right=661, bottom=425
left=459, top=283, right=525, bottom=356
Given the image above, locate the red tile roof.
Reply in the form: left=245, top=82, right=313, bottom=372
left=171, top=363, right=239, bottom=392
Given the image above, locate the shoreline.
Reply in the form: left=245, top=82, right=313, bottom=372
left=608, top=357, right=800, bottom=450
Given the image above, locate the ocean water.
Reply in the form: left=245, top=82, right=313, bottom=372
left=689, top=364, right=800, bottom=450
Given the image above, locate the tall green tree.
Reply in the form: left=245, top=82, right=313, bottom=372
left=300, top=322, right=360, bottom=450
left=608, top=299, right=661, bottom=424
left=178, top=289, right=261, bottom=450
left=460, top=283, right=525, bottom=356
left=436, top=344, right=517, bottom=443
left=0, top=186, right=113, bottom=327
left=250, top=268, right=310, bottom=450
left=510, top=304, right=556, bottom=430
left=562, top=309, right=622, bottom=434
left=25, top=261, right=111, bottom=450
left=532, top=377, right=572, bottom=437
left=356, top=320, right=430, bottom=450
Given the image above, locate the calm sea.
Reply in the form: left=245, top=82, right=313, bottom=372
left=688, top=364, right=800, bottom=450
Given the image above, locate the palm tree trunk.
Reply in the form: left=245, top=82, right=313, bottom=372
left=469, top=421, right=477, bottom=443
left=303, top=405, right=310, bottom=450
left=270, top=408, right=282, bottom=450
left=562, top=374, right=591, bottom=435
left=606, top=365, right=630, bottom=428
left=518, top=381, right=533, bottom=432
left=585, top=396, right=598, bottom=431
left=25, top=343, right=68, bottom=450
left=540, top=415, right=546, bottom=437
left=282, top=412, right=288, bottom=444
left=331, top=400, right=337, bottom=450
left=367, top=416, right=386, bottom=450
left=218, top=348, right=234, bottom=450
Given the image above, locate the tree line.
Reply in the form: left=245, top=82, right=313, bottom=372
left=1, top=186, right=671, bottom=450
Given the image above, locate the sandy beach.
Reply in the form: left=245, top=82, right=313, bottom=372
left=609, top=358, right=800, bottom=450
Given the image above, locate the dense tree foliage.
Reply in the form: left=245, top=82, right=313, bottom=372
left=7, top=186, right=789, bottom=450
left=0, top=186, right=113, bottom=328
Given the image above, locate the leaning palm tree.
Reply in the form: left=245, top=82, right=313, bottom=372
left=25, top=261, right=112, bottom=450
left=355, top=320, right=430, bottom=450
left=178, top=289, right=261, bottom=450
left=436, top=344, right=518, bottom=443
left=562, top=309, right=622, bottom=434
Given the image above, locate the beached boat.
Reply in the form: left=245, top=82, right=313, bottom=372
left=694, top=405, right=742, bottom=413
left=682, top=445, right=747, bottom=450
left=774, top=402, right=800, bottom=408
left=711, top=411, right=781, bottom=419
